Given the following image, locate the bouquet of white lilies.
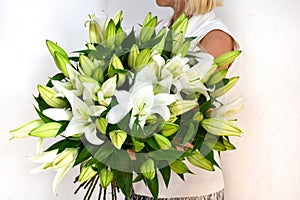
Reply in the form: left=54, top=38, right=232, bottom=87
left=11, top=11, right=242, bottom=200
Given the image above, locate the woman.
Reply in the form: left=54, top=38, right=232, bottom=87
left=131, top=0, right=240, bottom=200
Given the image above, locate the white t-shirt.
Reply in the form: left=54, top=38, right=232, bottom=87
left=133, top=11, right=240, bottom=198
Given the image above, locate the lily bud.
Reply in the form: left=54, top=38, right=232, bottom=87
left=78, top=75, right=100, bottom=85
left=161, top=122, right=179, bottom=137
left=140, top=159, right=156, bottom=180
left=79, top=165, right=98, bottom=183
left=29, top=122, right=62, bottom=138
left=170, top=160, right=190, bottom=174
left=140, top=17, right=157, bottom=44
left=93, top=67, right=105, bottom=83
left=193, top=112, right=204, bottom=122
left=109, top=130, right=127, bottom=149
left=99, top=168, right=114, bottom=188
left=95, top=117, right=108, bottom=135
left=186, top=151, right=214, bottom=171
left=133, top=141, right=145, bottom=152
left=207, top=69, right=228, bottom=85
left=154, top=134, right=171, bottom=150
left=54, top=52, right=71, bottom=78
left=79, top=55, right=97, bottom=76
left=142, top=12, right=152, bottom=27
left=214, top=50, right=241, bottom=68
left=152, top=27, right=166, bottom=54
left=128, top=44, right=140, bottom=69
left=101, top=76, right=117, bottom=98
left=104, top=19, right=116, bottom=50
left=10, top=119, right=44, bottom=140
left=88, top=15, right=103, bottom=44
left=113, top=10, right=123, bottom=25
left=201, top=118, right=242, bottom=136
left=174, top=40, right=190, bottom=57
left=38, top=85, right=68, bottom=108
left=201, top=64, right=218, bottom=83
left=46, top=40, right=68, bottom=58
left=171, top=13, right=188, bottom=34
left=109, top=54, right=126, bottom=86
left=135, top=48, right=151, bottom=71
left=210, top=77, right=239, bottom=98
left=169, top=100, right=198, bottom=116
left=115, top=27, right=124, bottom=45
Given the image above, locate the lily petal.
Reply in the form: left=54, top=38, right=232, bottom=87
left=42, top=108, right=72, bottom=121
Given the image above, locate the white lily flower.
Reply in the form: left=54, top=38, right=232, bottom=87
left=106, top=69, right=176, bottom=127
left=52, top=80, right=106, bottom=145
left=29, top=148, right=78, bottom=195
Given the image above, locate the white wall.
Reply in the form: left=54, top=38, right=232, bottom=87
left=1, top=0, right=300, bottom=199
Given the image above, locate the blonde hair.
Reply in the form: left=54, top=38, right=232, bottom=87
left=183, top=0, right=223, bottom=15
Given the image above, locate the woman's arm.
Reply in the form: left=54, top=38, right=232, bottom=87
left=200, top=29, right=234, bottom=69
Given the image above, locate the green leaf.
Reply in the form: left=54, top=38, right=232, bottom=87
left=57, top=139, right=80, bottom=154
left=148, top=150, right=182, bottom=161
left=74, top=145, right=95, bottom=166
left=94, top=142, right=116, bottom=162
left=112, top=169, right=133, bottom=199
left=182, top=123, right=196, bottom=144
left=122, top=28, right=137, bottom=49
left=145, top=173, right=159, bottom=200
left=159, top=164, right=171, bottom=188
left=45, top=140, right=65, bottom=152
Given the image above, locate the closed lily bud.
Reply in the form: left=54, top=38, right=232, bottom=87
left=79, top=55, right=97, bottom=76
left=210, top=77, right=239, bottom=98
left=193, top=112, right=204, bottom=122
left=95, top=117, right=108, bottom=135
left=99, top=168, right=114, bottom=188
left=115, top=27, right=124, bottom=45
left=46, top=40, right=68, bottom=58
left=201, top=64, right=218, bottom=83
left=93, top=67, right=105, bottom=83
left=171, top=13, right=188, bottom=34
left=161, top=122, right=179, bottom=137
left=207, top=69, right=228, bottom=85
left=223, top=138, right=236, bottom=150
left=54, top=52, right=71, bottom=78
left=38, top=85, right=67, bottom=108
left=201, top=118, right=242, bottom=136
left=135, top=48, right=151, bottom=71
left=78, top=75, right=100, bottom=86
left=133, top=140, right=145, bottom=152
left=101, top=76, right=117, bottom=98
left=104, top=19, right=116, bottom=50
left=174, top=40, right=190, bottom=57
left=186, top=151, right=214, bottom=171
left=154, top=134, right=171, bottom=150
left=169, top=100, right=198, bottom=116
left=113, top=10, right=123, bottom=25
left=109, top=54, right=125, bottom=86
left=10, top=119, right=44, bottom=140
left=29, top=122, right=62, bottom=138
left=140, top=159, right=156, bottom=180
left=142, top=12, right=152, bottom=27
left=109, top=130, right=127, bottom=149
left=170, top=160, right=190, bottom=174
left=214, top=50, right=241, bottom=68
left=128, top=44, right=140, bottom=69
left=88, top=15, right=103, bottom=44
left=140, top=17, right=157, bottom=44
left=152, top=27, right=166, bottom=54
left=79, top=165, right=98, bottom=183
